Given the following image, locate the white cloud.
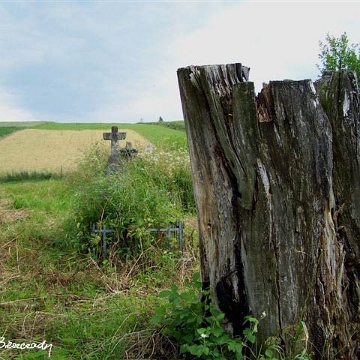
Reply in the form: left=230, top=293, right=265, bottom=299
left=0, top=88, right=37, bottom=122
left=168, top=2, right=360, bottom=92
left=0, top=2, right=359, bottom=123
left=83, top=1, right=360, bottom=123
left=85, top=66, right=183, bottom=123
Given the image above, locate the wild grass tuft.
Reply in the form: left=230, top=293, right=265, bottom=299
left=0, top=170, right=62, bottom=183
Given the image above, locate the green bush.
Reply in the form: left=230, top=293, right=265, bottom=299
left=151, top=273, right=312, bottom=360
left=67, top=145, right=195, bottom=259
left=150, top=273, right=246, bottom=360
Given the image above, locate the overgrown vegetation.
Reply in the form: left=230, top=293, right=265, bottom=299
left=0, top=121, right=312, bottom=359
left=66, top=143, right=194, bottom=261
left=150, top=272, right=245, bottom=359
left=143, top=120, right=186, bottom=132
left=0, top=126, right=20, bottom=138
left=149, top=273, right=311, bottom=360
left=0, top=122, right=198, bottom=359
left=0, top=170, right=61, bottom=183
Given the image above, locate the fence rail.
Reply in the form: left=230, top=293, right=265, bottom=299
left=149, top=221, right=183, bottom=254
left=90, top=221, right=184, bottom=259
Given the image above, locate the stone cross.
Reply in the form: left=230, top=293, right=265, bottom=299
left=103, top=126, right=127, bottom=175
left=103, top=126, right=127, bottom=157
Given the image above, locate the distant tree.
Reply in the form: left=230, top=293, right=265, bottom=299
left=158, top=116, right=164, bottom=122
left=317, top=32, right=360, bottom=85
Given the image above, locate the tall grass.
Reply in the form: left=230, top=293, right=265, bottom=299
left=66, top=143, right=194, bottom=261
left=0, top=170, right=62, bottom=183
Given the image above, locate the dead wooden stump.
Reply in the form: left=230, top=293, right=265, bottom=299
left=177, top=63, right=360, bottom=358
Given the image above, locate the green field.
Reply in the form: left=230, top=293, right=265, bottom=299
left=0, top=122, right=198, bottom=359
left=0, top=126, right=21, bottom=137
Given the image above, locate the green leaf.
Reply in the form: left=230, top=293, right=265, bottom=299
left=203, top=346, right=210, bottom=356
left=243, top=315, right=259, bottom=325
left=243, top=328, right=256, bottom=344
left=228, top=340, right=243, bottom=353
left=159, top=289, right=172, bottom=298
left=183, top=333, right=194, bottom=343
left=187, top=344, right=204, bottom=357
left=211, top=326, right=224, bottom=337
left=265, top=349, right=273, bottom=358
left=149, top=314, right=163, bottom=325
left=171, top=283, right=179, bottom=292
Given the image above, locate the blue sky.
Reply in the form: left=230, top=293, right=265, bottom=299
left=0, top=1, right=359, bottom=123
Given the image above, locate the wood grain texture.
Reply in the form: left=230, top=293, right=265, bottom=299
left=178, top=64, right=360, bottom=358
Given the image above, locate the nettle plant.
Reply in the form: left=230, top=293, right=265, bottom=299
left=151, top=273, right=242, bottom=359
left=151, top=273, right=311, bottom=360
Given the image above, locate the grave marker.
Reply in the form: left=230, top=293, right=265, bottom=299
left=103, top=126, right=127, bottom=174
left=103, top=126, right=127, bottom=158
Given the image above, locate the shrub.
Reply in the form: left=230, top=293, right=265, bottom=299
left=150, top=273, right=245, bottom=360
left=151, top=273, right=312, bottom=360
left=67, top=145, right=195, bottom=260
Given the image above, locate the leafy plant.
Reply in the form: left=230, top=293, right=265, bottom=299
left=151, top=272, right=246, bottom=359
left=151, top=272, right=312, bottom=360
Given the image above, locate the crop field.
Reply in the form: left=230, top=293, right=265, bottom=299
left=0, top=128, right=151, bottom=174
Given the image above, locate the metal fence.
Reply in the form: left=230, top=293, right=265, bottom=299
left=90, top=221, right=184, bottom=259
left=149, top=221, right=184, bottom=254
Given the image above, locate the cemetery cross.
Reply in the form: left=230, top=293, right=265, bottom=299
left=103, top=126, right=127, bottom=158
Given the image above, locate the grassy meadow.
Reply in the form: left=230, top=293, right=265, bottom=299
left=0, top=121, right=198, bottom=359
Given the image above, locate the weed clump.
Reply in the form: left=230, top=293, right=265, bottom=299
left=145, top=273, right=312, bottom=360
left=66, top=144, right=195, bottom=260
left=0, top=170, right=61, bottom=183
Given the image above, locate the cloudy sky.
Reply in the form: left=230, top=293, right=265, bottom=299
left=0, top=1, right=359, bottom=123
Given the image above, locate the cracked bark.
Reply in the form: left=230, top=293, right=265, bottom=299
left=177, top=64, right=360, bottom=358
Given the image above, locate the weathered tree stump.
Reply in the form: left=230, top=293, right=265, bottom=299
left=177, top=64, right=360, bottom=358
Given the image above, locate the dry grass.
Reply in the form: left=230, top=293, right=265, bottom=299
left=0, top=129, right=151, bottom=174
left=0, top=199, right=29, bottom=226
